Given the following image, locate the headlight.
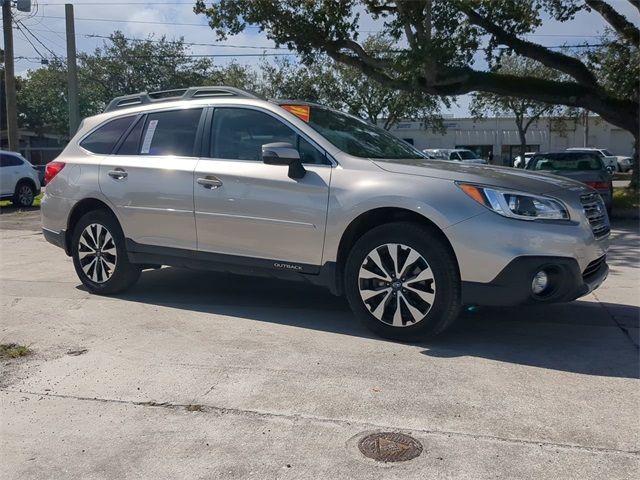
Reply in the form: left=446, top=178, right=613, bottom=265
left=458, top=183, right=570, bottom=221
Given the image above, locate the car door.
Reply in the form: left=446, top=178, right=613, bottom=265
left=97, top=108, right=204, bottom=251
left=194, top=106, right=331, bottom=272
left=0, top=154, right=22, bottom=196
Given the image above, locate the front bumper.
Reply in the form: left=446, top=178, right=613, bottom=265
left=462, top=255, right=608, bottom=306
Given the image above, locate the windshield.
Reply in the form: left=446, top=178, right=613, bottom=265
left=528, top=153, right=604, bottom=171
left=458, top=150, right=478, bottom=160
left=301, top=106, right=425, bottom=159
left=601, top=149, right=614, bottom=156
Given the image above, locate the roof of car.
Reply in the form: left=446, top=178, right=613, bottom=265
left=534, top=151, right=599, bottom=155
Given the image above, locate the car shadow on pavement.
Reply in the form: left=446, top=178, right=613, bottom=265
left=101, top=266, right=640, bottom=380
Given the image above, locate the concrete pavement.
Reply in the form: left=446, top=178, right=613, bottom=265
left=1, top=211, right=638, bottom=479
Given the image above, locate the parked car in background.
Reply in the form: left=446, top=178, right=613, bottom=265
left=566, top=148, right=619, bottom=172
left=527, top=151, right=612, bottom=214
left=33, top=165, right=46, bottom=185
left=615, top=157, right=633, bottom=173
left=423, top=149, right=487, bottom=164
left=0, top=150, right=42, bottom=207
left=513, top=152, right=536, bottom=169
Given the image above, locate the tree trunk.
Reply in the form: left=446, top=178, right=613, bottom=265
left=630, top=132, right=639, bottom=195
left=583, top=110, right=590, bottom=147
left=516, top=117, right=527, bottom=168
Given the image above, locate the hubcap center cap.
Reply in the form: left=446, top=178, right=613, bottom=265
left=391, top=280, right=402, bottom=290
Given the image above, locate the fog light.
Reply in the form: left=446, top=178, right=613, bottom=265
left=531, top=270, right=549, bottom=295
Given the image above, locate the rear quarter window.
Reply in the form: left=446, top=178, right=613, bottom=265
left=0, top=154, right=24, bottom=167
left=80, top=116, right=137, bottom=154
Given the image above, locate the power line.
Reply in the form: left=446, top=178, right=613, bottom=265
left=15, top=19, right=61, bottom=59
left=36, top=14, right=254, bottom=28
left=15, top=53, right=298, bottom=61
left=15, top=23, right=46, bottom=59
left=84, top=33, right=288, bottom=50
left=39, top=1, right=196, bottom=4
left=14, top=25, right=289, bottom=50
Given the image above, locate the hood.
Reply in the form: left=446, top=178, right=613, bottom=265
left=373, top=158, right=590, bottom=196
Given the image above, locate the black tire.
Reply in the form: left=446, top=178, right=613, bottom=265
left=344, top=222, right=461, bottom=341
left=13, top=181, right=35, bottom=207
left=71, top=209, right=141, bottom=295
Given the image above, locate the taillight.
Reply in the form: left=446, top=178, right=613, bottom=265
left=584, top=181, right=610, bottom=190
left=44, top=161, right=65, bottom=185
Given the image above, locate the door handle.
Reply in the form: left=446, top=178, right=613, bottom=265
left=108, top=169, right=128, bottom=179
left=197, top=176, right=223, bottom=189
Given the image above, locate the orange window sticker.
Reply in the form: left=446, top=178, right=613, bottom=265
left=281, top=104, right=310, bottom=122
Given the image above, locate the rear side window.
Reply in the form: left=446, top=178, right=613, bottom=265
left=0, top=154, right=24, bottom=167
left=529, top=153, right=603, bottom=171
left=80, top=116, right=136, bottom=154
left=139, top=109, right=203, bottom=157
left=116, top=117, right=144, bottom=155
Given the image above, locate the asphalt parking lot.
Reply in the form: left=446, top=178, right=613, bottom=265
left=1, top=209, right=638, bottom=479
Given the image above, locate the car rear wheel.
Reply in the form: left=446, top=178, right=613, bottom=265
left=344, top=222, right=461, bottom=341
left=71, top=210, right=141, bottom=295
left=13, top=181, right=35, bottom=207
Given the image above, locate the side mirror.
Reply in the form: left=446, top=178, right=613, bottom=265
left=262, top=142, right=306, bottom=179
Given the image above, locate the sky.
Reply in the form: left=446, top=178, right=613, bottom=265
left=4, top=0, right=640, bottom=117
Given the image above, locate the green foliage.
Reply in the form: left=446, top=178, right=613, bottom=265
left=587, top=30, right=640, bottom=103
left=470, top=55, right=561, bottom=123
left=17, top=31, right=215, bottom=135
left=258, top=36, right=444, bottom=130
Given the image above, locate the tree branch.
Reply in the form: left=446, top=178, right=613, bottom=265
left=455, top=2, right=598, bottom=87
left=586, top=0, right=640, bottom=45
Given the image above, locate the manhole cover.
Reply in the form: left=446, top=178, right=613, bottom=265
left=358, top=432, right=423, bottom=463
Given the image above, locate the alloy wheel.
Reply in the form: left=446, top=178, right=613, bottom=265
left=78, top=223, right=117, bottom=283
left=17, top=185, right=34, bottom=206
left=358, top=243, right=436, bottom=327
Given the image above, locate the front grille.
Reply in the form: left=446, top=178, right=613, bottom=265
left=581, top=193, right=610, bottom=239
left=583, top=255, right=606, bottom=279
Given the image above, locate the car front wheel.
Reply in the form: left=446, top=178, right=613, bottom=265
left=71, top=210, right=141, bottom=295
left=344, top=222, right=461, bottom=341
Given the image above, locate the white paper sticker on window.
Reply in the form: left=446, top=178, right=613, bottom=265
left=140, top=119, right=159, bottom=154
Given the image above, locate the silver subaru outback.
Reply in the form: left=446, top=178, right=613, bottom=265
left=41, top=87, right=609, bottom=340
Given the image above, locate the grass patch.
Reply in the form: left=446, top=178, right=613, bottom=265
left=613, top=187, right=640, bottom=210
left=0, top=343, right=32, bottom=360
left=0, top=192, right=43, bottom=208
left=185, top=404, right=205, bottom=412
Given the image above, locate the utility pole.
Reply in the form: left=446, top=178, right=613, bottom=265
left=65, top=3, right=79, bottom=136
left=583, top=109, right=590, bottom=148
left=2, top=0, right=19, bottom=151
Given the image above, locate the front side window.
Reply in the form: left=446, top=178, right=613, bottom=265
left=458, top=150, right=478, bottom=160
left=139, top=108, right=203, bottom=157
left=300, top=106, right=425, bottom=160
left=210, top=108, right=327, bottom=165
left=80, top=116, right=136, bottom=154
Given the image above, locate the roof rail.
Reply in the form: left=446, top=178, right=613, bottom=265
left=104, top=86, right=260, bottom=112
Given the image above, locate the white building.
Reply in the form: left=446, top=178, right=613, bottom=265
left=387, top=116, right=635, bottom=165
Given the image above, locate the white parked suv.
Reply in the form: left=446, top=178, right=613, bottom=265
left=41, top=87, right=610, bottom=340
left=0, top=150, right=41, bottom=207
